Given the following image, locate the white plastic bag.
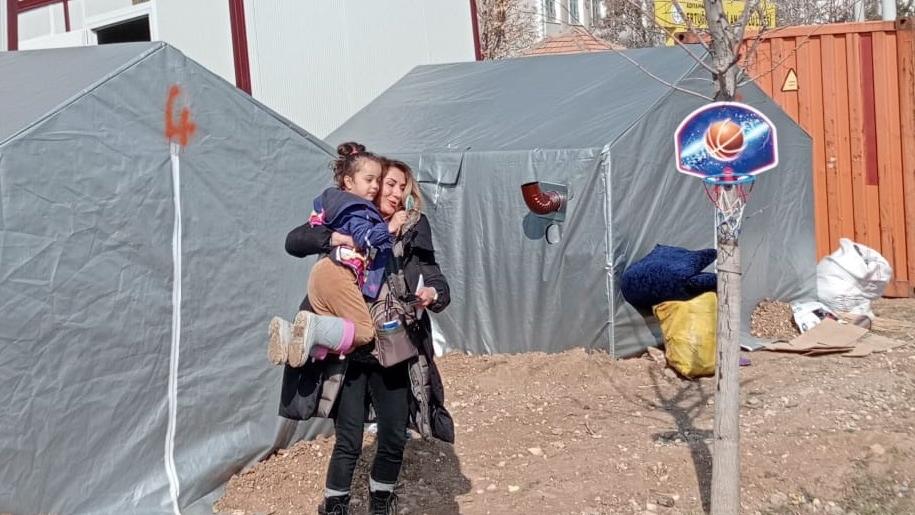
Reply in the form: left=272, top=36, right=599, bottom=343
left=816, top=239, right=892, bottom=317
left=790, top=301, right=837, bottom=332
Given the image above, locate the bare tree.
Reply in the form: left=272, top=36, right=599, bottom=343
left=591, top=0, right=668, bottom=48
left=479, top=0, right=914, bottom=60
left=775, top=0, right=885, bottom=24
left=900, top=0, right=915, bottom=16
left=475, top=0, right=540, bottom=59
left=692, top=2, right=762, bottom=514
left=776, top=0, right=855, bottom=24
left=775, top=0, right=915, bottom=23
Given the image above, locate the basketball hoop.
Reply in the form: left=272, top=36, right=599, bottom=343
left=673, top=104, right=780, bottom=515
left=702, top=174, right=755, bottom=242
left=675, top=102, right=777, bottom=244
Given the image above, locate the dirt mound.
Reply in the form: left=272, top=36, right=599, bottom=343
left=750, top=299, right=801, bottom=340
left=217, top=299, right=915, bottom=515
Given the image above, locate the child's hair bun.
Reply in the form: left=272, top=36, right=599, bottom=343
left=337, top=142, right=366, bottom=158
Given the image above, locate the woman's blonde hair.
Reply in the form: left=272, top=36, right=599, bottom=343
left=383, top=159, right=424, bottom=212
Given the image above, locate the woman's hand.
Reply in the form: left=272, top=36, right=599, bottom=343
left=416, top=287, right=438, bottom=308
left=330, top=231, right=355, bottom=247
left=387, top=211, right=408, bottom=235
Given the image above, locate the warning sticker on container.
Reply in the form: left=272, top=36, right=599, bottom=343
left=781, top=68, right=799, bottom=92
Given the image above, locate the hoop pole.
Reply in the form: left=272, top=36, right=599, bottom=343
left=711, top=185, right=742, bottom=515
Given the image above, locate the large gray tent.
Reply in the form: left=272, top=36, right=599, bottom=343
left=0, top=43, right=332, bottom=514
left=329, top=48, right=817, bottom=357
left=1, top=43, right=819, bottom=514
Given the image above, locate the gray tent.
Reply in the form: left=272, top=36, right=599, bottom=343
left=0, top=43, right=332, bottom=514
left=329, top=48, right=817, bottom=357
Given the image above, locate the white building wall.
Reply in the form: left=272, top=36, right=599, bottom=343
left=153, top=0, right=235, bottom=85
left=519, top=0, right=545, bottom=38
left=538, top=0, right=605, bottom=35
left=13, top=0, right=152, bottom=49
left=12, top=3, right=86, bottom=50
left=18, top=29, right=88, bottom=50
left=6, top=0, right=475, bottom=138
left=0, top=0, right=7, bottom=51
left=17, top=4, right=59, bottom=40
left=244, top=0, right=475, bottom=138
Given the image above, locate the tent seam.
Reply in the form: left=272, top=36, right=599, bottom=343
left=602, top=148, right=615, bottom=357
left=600, top=54, right=704, bottom=358
left=165, top=144, right=184, bottom=515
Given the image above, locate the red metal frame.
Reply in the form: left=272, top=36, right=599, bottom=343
left=860, top=33, right=880, bottom=186
left=227, top=0, right=251, bottom=94
left=6, top=0, right=18, bottom=50
left=18, top=0, right=62, bottom=10
left=469, top=0, right=482, bottom=60
left=6, top=0, right=71, bottom=50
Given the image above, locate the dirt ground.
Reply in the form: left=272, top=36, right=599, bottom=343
left=215, top=299, right=915, bottom=515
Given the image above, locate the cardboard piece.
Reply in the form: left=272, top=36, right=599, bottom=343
left=764, top=318, right=868, bottom=352
left=871, top=316, right=915, bottom=334
left=802, top=347, right=856, bottom=356
left=762, top=318, right=907, bottom=358
left=842, top=333, right=908, bottom=357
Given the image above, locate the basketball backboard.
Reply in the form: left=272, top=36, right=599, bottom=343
left=674, top=102, right=778, bottom=183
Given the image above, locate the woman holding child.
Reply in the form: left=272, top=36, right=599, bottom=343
left=271, top=143, right=453, bottom=515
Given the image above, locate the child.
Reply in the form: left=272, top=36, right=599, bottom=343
left=268, top=142, right=407, bottom=367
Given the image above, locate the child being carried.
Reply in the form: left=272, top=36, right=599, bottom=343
left=268, top=142, right=408, bottom=367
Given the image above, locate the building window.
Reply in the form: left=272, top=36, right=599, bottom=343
left=569, top=0, right=580, bottom=23
left=544, top=0, right=556, bottom=21
left=95, top=16, right=151, bottom=44
left=591, top=0, right=604, bottom=24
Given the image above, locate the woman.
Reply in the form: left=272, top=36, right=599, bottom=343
left=267, top=143, right=406, bottom=367
left=279, top=159, right=453, bottom=515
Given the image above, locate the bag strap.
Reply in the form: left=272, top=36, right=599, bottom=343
left=381, top=215, right=421, bottom=324
left=386, top=235, right=409, bottom=302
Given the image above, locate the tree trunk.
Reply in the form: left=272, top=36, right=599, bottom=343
left=704, top=0, right=739, bottom=101
left=703, top=1, right=743, bottom=513
left=711, top=195, right=742, bottom=515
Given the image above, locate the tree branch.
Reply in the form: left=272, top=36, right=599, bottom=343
left=670, top=0, right=712, bottom=52
left=736, top=23, right=829, bottom=87
left=614, top=50, right=715, bottom=100
left=620, top=0, right=717, bottom=75
left=734, top=27, right=768, bottom=84
left=732, top=0, right=762, bottom=44
left=548, top=1, right=715, bottom=100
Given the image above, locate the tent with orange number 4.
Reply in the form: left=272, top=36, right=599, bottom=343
left=0, top=42, right=333, bottom=514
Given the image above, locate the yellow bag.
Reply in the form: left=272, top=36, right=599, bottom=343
left=652, top=292, right=717, bottom=378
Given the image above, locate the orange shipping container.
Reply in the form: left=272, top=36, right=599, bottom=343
left=738, top=19, right=915, bottom=298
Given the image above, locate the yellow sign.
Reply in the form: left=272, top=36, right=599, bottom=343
left=654, top=1, right=777, bottom=36
left=781, top=68, right=799, bottom=92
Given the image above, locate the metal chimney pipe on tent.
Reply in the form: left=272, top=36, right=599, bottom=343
left=521, top=181, right=567, bottom=216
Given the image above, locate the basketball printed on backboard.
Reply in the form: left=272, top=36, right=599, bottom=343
left=674, top=101, right=778, bottom=182
left=704, top=119, right=745, bottom=161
